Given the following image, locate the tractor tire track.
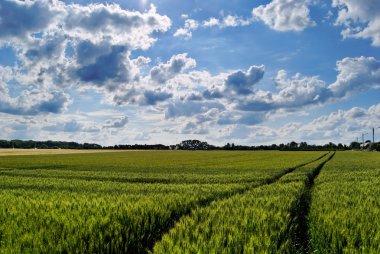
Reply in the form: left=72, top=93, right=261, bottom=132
left=145, top=152, right=331, bottom=253
left=289, top=151, right=335, bottom=254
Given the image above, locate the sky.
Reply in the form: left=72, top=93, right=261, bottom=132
left=0, top=0, right=379, bottom=146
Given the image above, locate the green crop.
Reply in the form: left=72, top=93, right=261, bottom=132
left=0, top=151, right=325, bottom=253
left=309, top=151, right=380, bottom=253
left=152, top=153, right=333, bottom=253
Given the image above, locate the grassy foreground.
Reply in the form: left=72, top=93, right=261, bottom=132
left=309, top=151, right=380, bottom=253
left=0, top=150, right=378, bottom=253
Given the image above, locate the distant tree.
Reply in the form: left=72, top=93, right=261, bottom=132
left=299, top=142, right=308, bottom=149
left=224, top=143, right=231, bottom=150
left=326, top=142, right=337, bottom=149
left=349, top=141, right=361, bottom=149
left=288, top=141, right=298, bottom=149
left=177, top=140, right=214, bottom=150
left=369, top=142, right=380, bottom=151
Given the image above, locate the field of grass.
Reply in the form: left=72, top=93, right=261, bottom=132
left=153, top=153, right=334, bottom=254
left=0, top=150, right=378, bottom=253
left=0, top=149, right=125, bottom=156
left=309, top=151, right=380, bottom=253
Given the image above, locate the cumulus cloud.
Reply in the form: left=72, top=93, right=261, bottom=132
left=203, top=17, right=220, bottom=27
left=44, top=119, right=99, bottom=132
left=332, top=0, right=380, bottom=46
left=157, top=56, right=379, bottom=128
left=0, top=58, right=71, bottom=116
left=181, top=121, right=209, bottom=135
left=300, top=104, right=380, bottom=141
left=140, top=90, right=173, bottom=105
left=238, top=56, right=380, bottom=112
left=67, top=41, right=143, bottom=92
left=150, top=53, right=196, bottom=84
left=214, top=102, right=380, bottom=145
left=0, top=89, right=71, bottom=115
left=329, top=56, right=380, bottom=97
left=202, top=89, right=224, bottom=100
left=64, top=3, right=171, bottom=49
left=273, top=71, right=330, bottom=106
left=103, top=116, right=128, bottom=128
left=224, top=65, right=265, bottom=95
left=22, top=33, right=67, bottom=64
left=112, top=88, right=139, bottom=105
left=165, top=101, right=224, bottom=119
left=0, top=0, right=379, bottom=141
left=252, top=0, right=316, bottom=31
left=0, top=0, right=62, bottom=44
left=236, top=112, right=267, bottom=126
left=237, top=72, right=327, bottom=112
left=1, top=1, right=171, bottom=48
left=174, top=19, right=199, bottom=39
left=75, top=45, right=134, bottom=89
left=222, top=15, right=252, bottom=27
left=173, top=14, right=252, bottom=39
left=0, top=0, right=173, bottom=117
left=134, top=132, right=151, bottom=141
left=202, top=15, right=252, bottom=29
left=217, top=111, right=266, bottom=126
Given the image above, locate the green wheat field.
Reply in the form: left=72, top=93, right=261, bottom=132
left=0, top=150, right=379, bottom=253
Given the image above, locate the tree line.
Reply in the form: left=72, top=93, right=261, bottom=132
left=0, top=139, right=378, bottom=151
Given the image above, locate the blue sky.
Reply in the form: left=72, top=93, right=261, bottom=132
left=0, top=0, right=379, bottom=146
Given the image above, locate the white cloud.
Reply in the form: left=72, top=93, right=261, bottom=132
left=135, top=132, right=151, bottom=141
left=0, top=1, right=378, bottom=145
left=217, top=103, right=380, bottom=145
left=333, top=0, right=380, bottom=46
left=165, top=100, right=225, bottom=119
left=0, top=0, right=63, bottom=44
left=44, top=119, right=100, bottom=133
left=0, top=66, right=71, bottom=115
left=236, top=70, right=329, bottom=112
left=139, top=90, right=173, bottom=105
left=64, top=3, right=171, bottom=49
left=137, top=55, right=380, bottom=130
left=238, top=56, right=380, bottom=112
left=252, top=0, right=316, bottom=32
left=273, top=71, right=330, bottom=106
left=103, top=116, right=129, bottom=128
left=329, top=56, right=380, bottom=97
left=300, top=104, right=380, bottom=142
left=181, top=121, right=209, bottom=135
left=202, top=15, right=252, bottom=29
left=173, top=28, right=192, bottom=39
left=73, top=45, right=136, bottom=90
left=203, top=17, right=220, bottom=27
left=222, top=15, right=251, bottom=28
left=0, top=1, right=171, bottom=50
left=150, top=53, right=196, bottom=84
left=0, top=89, right=71, bottom=116
left=224, top=65, right=265, bottom=95
left=0, top=0, right=173, bottom=116
left=174, top=19, right=199, bottom=39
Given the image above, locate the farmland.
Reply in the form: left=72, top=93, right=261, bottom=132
left=309, top=151, right=380, bottom=253
left=0, top=150, right=378, bottom=253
